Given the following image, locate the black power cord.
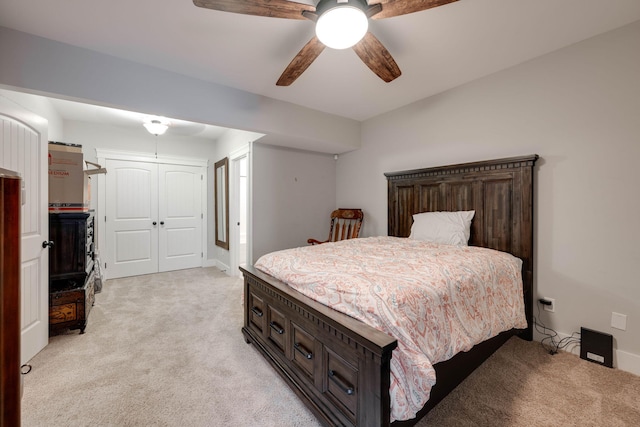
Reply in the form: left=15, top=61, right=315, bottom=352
left=533, top=300, right=581, bottom=355
left=538, top=298, right=553, bottom=307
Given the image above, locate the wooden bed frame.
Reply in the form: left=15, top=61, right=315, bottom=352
left=240, top=155, right=538, bottom=426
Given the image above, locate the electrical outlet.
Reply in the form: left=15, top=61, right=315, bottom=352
left=542, top=297, right=555, bottom=313
left=611, top=312, right=627, bottom=331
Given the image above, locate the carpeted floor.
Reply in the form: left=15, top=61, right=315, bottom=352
left=21, top=267, right=640, bottom=426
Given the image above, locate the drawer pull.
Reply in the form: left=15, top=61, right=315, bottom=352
left=328, top=370, right=354, bottom=396
left=251, top=307, right=263, bottom=317
left=269, top=321, right=284, bottom=335
left=294, top=342, right=313, bottom=360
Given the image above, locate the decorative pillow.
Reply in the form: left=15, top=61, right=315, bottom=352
left=409, top=210, right=475, bottom=246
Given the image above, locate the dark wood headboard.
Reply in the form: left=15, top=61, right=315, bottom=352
left=385, top=155, right=539, bottom=340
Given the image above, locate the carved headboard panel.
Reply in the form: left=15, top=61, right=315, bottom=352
left=385, top=155, right=538, bottom=339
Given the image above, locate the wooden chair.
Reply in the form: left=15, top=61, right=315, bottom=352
left=307, top=208, right=364, bottom=245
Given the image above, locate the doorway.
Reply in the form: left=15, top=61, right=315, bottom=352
left=229, top=145, right=251, bottom=276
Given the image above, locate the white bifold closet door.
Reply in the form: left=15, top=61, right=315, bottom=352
left=105, top=160, right=202, bottom=279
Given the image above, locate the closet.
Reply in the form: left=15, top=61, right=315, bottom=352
left=97, top=152, right=207, bottom=279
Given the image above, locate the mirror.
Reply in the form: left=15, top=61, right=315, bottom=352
left=215, top=157, right=229, bottom=250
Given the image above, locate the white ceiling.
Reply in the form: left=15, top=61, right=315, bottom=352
left=1, top=0, right=640, bottom=129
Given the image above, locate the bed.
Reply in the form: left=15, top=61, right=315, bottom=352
left=240, top=155, right=538, bottom=426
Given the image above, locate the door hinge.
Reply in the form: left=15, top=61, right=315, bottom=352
left=201, top=252, right=203, bottom=258
left=201, top=213, right=203, bottom=219
left=201, top=174, right=203, bottom=181
left=104, top=262, right=107, bottom=269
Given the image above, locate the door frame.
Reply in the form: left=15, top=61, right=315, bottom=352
left=229, top=143, right=252, bottom=277
left=96, top=149, right=207, bottom=280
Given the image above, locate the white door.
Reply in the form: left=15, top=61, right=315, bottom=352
left=158, top=164, right=202, bottom=272
left=0, top=97, right=49, bottom=364
left=104, top=159, right=203, bottom=278
left=105, top=159, right=159, bottom=279
left=236, top=156, right=248, bottom=267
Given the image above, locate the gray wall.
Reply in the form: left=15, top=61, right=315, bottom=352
left=337, top=21, right=640, bottom=369
left=0, top=26, right=360, bottom=155
left=252, top=143, right=336, bottom=262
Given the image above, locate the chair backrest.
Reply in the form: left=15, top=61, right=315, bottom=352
left=327, top=208, right=364, bottom=242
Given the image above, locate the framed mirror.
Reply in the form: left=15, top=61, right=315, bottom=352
left=214, top=157, right=229, bottom=250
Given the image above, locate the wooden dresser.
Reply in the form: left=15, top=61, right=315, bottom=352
left=48, top=212, right=95, bottom=335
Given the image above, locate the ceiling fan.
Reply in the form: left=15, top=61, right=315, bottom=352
left=192, top=0, right=458, bottom=86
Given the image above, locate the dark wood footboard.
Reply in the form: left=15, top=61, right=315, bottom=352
left=241, top=265, right=397, bottom=427
left=241, top=265, right=519, bottom=427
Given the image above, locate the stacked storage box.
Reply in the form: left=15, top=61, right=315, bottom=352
left=48, top=142, right=90, bottom=212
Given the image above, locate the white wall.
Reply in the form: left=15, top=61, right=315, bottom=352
left=0, top=88, right=64, bottom=141
left=253, top=143, right=336, bottom=262
left=337, top=21, right=640, bottom=372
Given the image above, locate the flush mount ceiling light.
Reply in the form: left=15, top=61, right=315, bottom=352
left=143, top=118, right=169, bottom=136
left=315, top=0, right=368, bottom=50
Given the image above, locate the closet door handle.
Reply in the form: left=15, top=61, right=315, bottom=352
left=160, top=221, right=165, bottom=225
left=42, top=241, right=54, bottom=248
left=152, top=221, right=157, bottom=226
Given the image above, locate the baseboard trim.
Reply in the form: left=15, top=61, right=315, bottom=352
left=203, top=259, right=232, bottom=275
left=616, top=349, right=640, bottom=376
left=534, top=328, right=640, bottom=376
left=202, top=259, right=217, bottom=268
left=216, top=260, right=230, bottom=275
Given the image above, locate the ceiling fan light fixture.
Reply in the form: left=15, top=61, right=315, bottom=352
left=316, top=2, right=368, bottom=50
left=143, top=119, right=169, bottom=136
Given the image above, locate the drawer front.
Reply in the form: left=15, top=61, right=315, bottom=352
left=248, top=291, right=266, bottom=334
left=50, top=289, right=85, bottom=305
left=267, top=305, right=287, bottom=353
left=291, top=322, right=316, bottom=379
left=50, top=303, right=77, bottom=324
left=325, top=348, right=358, bottom=422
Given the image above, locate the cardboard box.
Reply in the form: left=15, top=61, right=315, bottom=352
left=48, top=142, right=90, bottom=212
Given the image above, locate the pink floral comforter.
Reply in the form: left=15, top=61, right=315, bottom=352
left=254, top=236, right=527, bottom=422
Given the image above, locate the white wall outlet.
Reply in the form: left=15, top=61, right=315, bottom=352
left=611, top=312, right=627, bottom=331
left=542, top=298, right=555, bottom=312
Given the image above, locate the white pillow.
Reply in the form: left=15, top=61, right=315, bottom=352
left=409, top=210, right=475, bottom=246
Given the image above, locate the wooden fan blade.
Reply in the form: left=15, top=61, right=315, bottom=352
left=193, top=0, right=315, bottom=20
left=277, top=37, right=325, bottom=86
left=352, top=32, right=401, bottom=83
left=369, top=0, right=458, bottom=20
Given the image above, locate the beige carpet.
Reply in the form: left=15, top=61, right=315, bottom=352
left=21, top=267, right=640, bottom=426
